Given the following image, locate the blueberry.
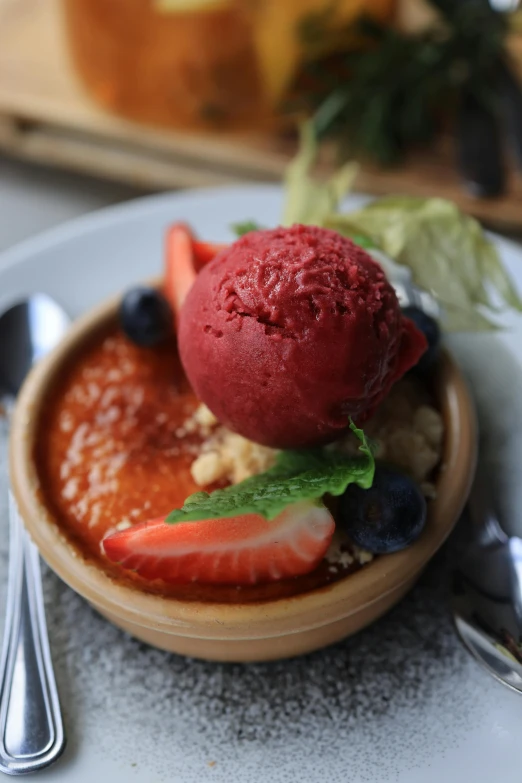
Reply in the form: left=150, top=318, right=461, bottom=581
left=402, top=306, right=441, bottom=374
left=119, top=287, right=173, bottom=347
left=338, top=464, right=427, bottom=554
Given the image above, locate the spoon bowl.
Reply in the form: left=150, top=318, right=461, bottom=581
left=0, top=295, right=70, bottom=397
left=451, top=476, right=522, bottom=694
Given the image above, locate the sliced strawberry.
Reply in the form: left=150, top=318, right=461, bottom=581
left=192, top=240, right=227, bottom=267
left=164, top=224, right=227, bottom=318
left=102, top=501, right=335, bottom=585
left=164, top=222, right=198, bottom=317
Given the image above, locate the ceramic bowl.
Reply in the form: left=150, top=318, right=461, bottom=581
left=9, top=294, right=477, bottom=662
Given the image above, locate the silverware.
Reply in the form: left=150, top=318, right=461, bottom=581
left=451, top=473, right=522, bottom=694
left=0, top=295, right=69, bottom=774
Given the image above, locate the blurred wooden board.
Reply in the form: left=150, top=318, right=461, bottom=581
left=1, top=0, right=522, bottom=232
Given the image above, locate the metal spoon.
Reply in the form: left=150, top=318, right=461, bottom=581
left=451, top=471, right=522, bottom=693
left=0, top=295, right=69, bottom=774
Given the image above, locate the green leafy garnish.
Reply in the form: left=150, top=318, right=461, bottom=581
left=231, top=220, right=263, bottom=237
left=346, top=233, right=376, bottom=250
left=282, top=121, right=358, bottom=228
left=166, top=421, right=374, bottom=524
left=297, top=5, right=507, bottom=166
left=281, top=125, right=522, bottom=332
left=325, top=196, right=522, bottom=331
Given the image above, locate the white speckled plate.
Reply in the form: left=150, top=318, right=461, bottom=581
left=0, top=186, right=521, bottom=783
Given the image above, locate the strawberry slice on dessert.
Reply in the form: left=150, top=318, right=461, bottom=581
left=192, top=239, right=227, bottom=266
left=164, top=223, right=197, bottom=316
left=164, top=223, right=226, bottom=317
left=102, top=500, right=335, bottom=585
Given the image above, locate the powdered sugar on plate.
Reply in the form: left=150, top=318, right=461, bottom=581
left=0, top=415, right=498, bottom=783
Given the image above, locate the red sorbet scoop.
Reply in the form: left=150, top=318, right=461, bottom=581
left=178, top=225, right=427, bottom=448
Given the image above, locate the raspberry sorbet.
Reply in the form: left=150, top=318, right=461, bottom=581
left=178, top=225, right=426, bottom=448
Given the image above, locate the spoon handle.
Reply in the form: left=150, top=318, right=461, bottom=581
left=0, top=494, right=65, bottom=774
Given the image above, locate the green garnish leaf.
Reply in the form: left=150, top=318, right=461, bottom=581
left=282, top=121, right=358, bottom=228
left=166, top=421, right=375, bottom=524
left=347, top=233, right=376, bottom=250
left=231, top=220, right=263, bottom=237
left=325, top=196, right=522, bottom=331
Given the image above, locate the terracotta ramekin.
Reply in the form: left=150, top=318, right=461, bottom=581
left=9, top=294, right=477, bottom=662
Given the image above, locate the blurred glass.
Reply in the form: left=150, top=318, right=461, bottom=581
left=62, top=0, right=394, bottom=133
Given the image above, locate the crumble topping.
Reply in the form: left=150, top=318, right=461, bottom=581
left=186, top=406, right=277, bottom=486
left=177, top=378, right=443, bottom=575
left=185, top=378, right=443, bottom=499
left=333, top=378, right=444, bottom=496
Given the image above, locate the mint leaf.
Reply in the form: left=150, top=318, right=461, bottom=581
left=166, top=421, right=375, bottom=524
left=231, top=220, right=263, bottom=237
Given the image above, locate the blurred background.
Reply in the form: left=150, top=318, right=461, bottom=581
left=1, top=0, right=522, bottom=234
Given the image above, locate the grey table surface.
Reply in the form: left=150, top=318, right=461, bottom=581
left=0, top=157, right=144, bottom=254
left=0, top=155, right=519, bottom=783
